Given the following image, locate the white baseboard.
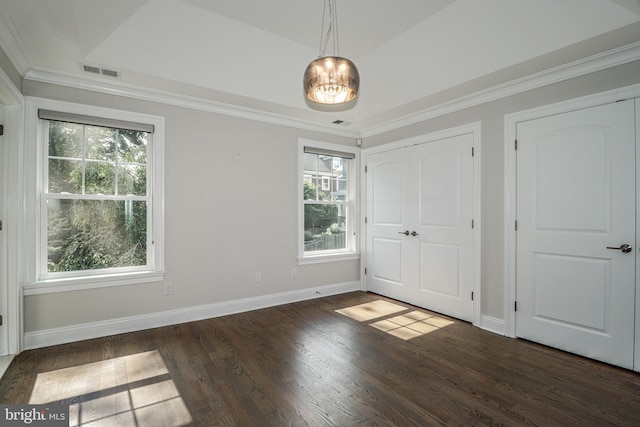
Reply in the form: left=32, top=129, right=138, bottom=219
left=479, top=314, right=505, bottom=336
left=24, top=281, right=362, bottom=350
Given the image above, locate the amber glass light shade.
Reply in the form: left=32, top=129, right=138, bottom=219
left=303, top=56, right=359, bottom=104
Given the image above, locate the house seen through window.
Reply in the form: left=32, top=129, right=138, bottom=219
left=302, top=143, right=356, bottom=258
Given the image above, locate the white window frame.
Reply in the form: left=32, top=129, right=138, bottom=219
left=298, top=139, right=359, bottom=264
left=321, top=176, right=330, bottom=191
left=23, top=97, right=165, bottom=295
left=332, top=157, right=342, bottom=171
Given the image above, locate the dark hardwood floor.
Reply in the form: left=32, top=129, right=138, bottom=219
left=0, top=291, right=639, bottom=426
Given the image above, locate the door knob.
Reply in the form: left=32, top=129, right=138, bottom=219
left=606, top=244, right=632, bottom=253
left=398, top=230, right=410, bottom=236
left=411, top=231, right=419, bottom=236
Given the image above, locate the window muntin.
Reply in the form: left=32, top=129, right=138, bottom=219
left=42, top=119, right=152, bottom=276
left=301, top=142, right=357, bottom=260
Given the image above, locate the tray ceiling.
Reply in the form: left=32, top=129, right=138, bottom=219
left=0, top=0, right=638, bottom=133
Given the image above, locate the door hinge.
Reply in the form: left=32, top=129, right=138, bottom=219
left=514, top=301, right=518, bottom=312
left=515, top=139, right=518, bottom=150
left=471, top=147, right=475, bottom=157
left=365, top=217, right=368, bottom=224
left=0, top=315, right=3, bottom=326
left=515, top=220, right=518, bottom=231
left=0, top=220, right=2, bottom=231
left=471, top=219, right=474, bottom=229
left=471, top=291, right=474, bottom=301
left=0, top=124, right=4, bottom=136
left=365, top=165, right=368, bottom=173
left=364, top=268, right=367, bottom=275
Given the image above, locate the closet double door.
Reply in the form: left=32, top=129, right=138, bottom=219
left=365, top=133, right=475, bottom=322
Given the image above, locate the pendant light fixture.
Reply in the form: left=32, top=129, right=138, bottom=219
left=303, top=0, right=359, bottom=105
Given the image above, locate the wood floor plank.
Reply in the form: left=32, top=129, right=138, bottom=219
left=1, top=291, right=640, bottom=426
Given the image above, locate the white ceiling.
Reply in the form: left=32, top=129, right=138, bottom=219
left=0, top=0, right=639, bottom=133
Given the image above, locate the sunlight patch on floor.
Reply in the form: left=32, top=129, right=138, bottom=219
left=371, top=310, right=455, bottom=340
left=336, top=301, right=455, bottom=341
left=335, top=300, right=408, bottom=322
left=29, top=350, right=192, bottom=427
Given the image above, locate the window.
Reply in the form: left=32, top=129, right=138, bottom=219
left=25, top=99, right=164, bottom=293
left=299, top=140, right=358, bottom=263
left=321, top=176, right=330, bottom=191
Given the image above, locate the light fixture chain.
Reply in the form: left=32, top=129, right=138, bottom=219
left=332, top=0, right=339, bottom=57
left=318, top=0, right=328, bottom=57
left=318, top=0, right=340, bottom=58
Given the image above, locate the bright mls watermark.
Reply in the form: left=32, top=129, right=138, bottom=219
left=1, top=405, right=68, bottom=426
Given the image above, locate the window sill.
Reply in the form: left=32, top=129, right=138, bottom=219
left=24, top=271, right=165, bottom=295
left=298, top=252, right=360, bottom=265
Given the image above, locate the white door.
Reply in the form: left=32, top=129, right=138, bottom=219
left=366, top=133, right=475, bottom=321
left=365, top=147, right=412, bottom=302
left=516, top=100, right=636, bottom=369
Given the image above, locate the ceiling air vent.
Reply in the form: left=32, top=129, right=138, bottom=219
left=82, top=64, right=101, bottom=75
left=100, top=68, right=120, bottom=78
left=82, top=64, right=120, bottom=79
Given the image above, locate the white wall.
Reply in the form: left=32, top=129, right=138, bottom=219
left=20, top=81, right=360, bottom=334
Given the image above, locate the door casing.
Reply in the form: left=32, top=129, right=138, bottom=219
left=0, top=65, right=24, bottom=356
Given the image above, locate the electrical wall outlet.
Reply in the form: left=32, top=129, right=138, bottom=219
left=255, top=272, right=262, bottom=283
left=164, top=283, right=173, bottom=295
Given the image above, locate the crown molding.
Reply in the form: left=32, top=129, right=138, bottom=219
left=0, top=63, right=22, bottom=105
left=360, top=41, right=640, bottom=138
left=23, top=67, right=361, bottom=139
left=0, top=9, right=30, bottom=75
left=22, top=41, right=640, bottom=140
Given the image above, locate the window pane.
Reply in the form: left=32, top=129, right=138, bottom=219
left=85, top=126, right=116, bottom=162
left=49, top=122, right=83, bottom=158
left=84, top=161, right=115, bottom=195
left=48, top=159, right=83, bottom=193
left=303, top=153, right=349, bottom=202
left=303, top=204, right=347, bottom=252
left=118, top=130, right=148, bottom=164
left=303, top=153, right=319, bottom=201
left=332, top=159, right=348, bottom=201
left=118, top=164, right=147, bottom=196
left=47, top=199, right=147, bottom=272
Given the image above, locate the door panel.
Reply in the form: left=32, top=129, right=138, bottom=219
left=372, top=160, right=404, bottom=225
left=531, top=253, right=610, bottom=332
left=420, top=243, right=460, bottom=297
left=516, top=100, right=635, bottom=369
left=366, top=133, right=475, bottom=322
left=534, top=128, right=609, bottom=232
left=371, top=238, right=403, bottom=285
left=419, top=150, right=461, bottom=227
